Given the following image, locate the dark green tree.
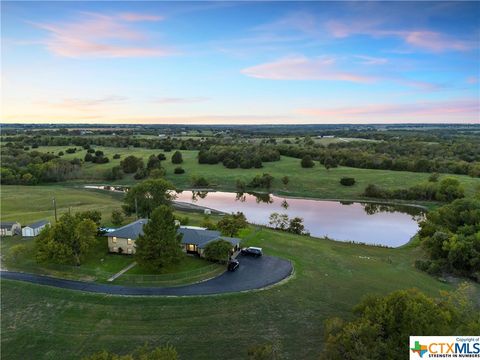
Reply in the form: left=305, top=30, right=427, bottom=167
left=123, top=179, right=175, bottom=218
left=135, top=205, right=183, bottom=270
left=111, top=209, right=124, bottom=226
left=301, top=155, right=315, bottom=168
left=120, top=155, right=144, bottom=174
left=171, top=151, right=183, bottom=164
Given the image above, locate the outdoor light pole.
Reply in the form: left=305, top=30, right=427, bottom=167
left=53, top=197, right=57, bottom=222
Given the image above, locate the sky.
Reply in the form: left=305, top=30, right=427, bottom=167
left=1, top=1, right=479, bottom=125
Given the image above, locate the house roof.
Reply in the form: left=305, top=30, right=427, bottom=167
left=106, top=219, right=241, bottom=248
left=0, top=222, right=19, bottom=229
left=25, top=220, right=50, bottom=229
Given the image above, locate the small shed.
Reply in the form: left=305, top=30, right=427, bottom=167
left=0, top=222, right=21, bottom=237
left=22, top=220, right=50, bottom=237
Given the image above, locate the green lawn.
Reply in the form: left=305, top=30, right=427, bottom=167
left=2, top=226, right=478, bottom=360
left=32, top=146, right=480, bottom=203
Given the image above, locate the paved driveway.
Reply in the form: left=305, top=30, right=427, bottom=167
left=0, top=255, right=293, bottom=296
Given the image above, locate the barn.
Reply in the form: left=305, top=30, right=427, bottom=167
left=22, top=220, right=50, bottom=237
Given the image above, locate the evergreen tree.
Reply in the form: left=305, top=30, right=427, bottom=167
left=135, top=206, right=183, bottom=270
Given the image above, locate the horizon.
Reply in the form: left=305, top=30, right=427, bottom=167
left=2, top=1, right=479, bottom=125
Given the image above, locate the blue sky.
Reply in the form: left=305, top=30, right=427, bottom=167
left=2, top=1, right=479, bottom=124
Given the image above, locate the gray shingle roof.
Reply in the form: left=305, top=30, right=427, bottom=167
left=0, top=222, right=19, bottom=229
left=25, top=220, right=50, bottom=229
left=106, top=219, right=241, bottom=248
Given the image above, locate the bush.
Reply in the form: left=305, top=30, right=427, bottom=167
left=174, top=167, right=185, bottom=174
left=87, top=148, right=95, bottom=153
left=58, top=151, right=64, bottom=156
left=65, top=148, right=76, bottom=154
left=134, top=168, right=148, bottom=180
left=112, top=153, right=121, bottom=159
left=84, top=153, right=94, bottom=162
left=203, top=240, right=233, bottom=263
left=248, top=173, right=274, bottom=189
left=157, top=153, right=166, bottom=161
left=340, top=177, right=356, bottom=186
left=191, top=176, right=209, bottom=187
left=301, top=155, right=315, bottom=168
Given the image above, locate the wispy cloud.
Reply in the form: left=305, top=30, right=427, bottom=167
left=241, top=55, right=376, bottom=83
left=154, top=97, right=210, bottom=104
left=296, top=99, right=479, bottom=122
left=325, top=20, right=475, bottom=53
left=32, top=12, right=175, bottom=58
left=41, top=95, right=128, bottom=110
left=354, top=55, right=388, bottom=65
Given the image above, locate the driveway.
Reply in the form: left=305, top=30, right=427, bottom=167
left=0, top=255, right=293, bottom=296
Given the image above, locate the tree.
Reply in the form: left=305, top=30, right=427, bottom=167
left=436, top=177, right=464, bottom=202
left=149, top=168, right=166, bottom=179
left=123, top=179, right=175, bottom=218
left=76, top=210, right=102, bottom=226
left=111, top=209, right=124, bottom=226
left=120, top=155, right=144, bottom=174
left=35, top=214, right=97, bottom=266
left=281, top=176, right=289, bottom=186
left=269, top=212, right=289, bottom=230
left=171, top=151, right=183, bottom=164
left=301, top=155, right=315, bottom=168
left=217, top=212, right=248, bottom=237
left=9, top=244, right=28, bottom=262
left=105, top=166, right=123, bottom=181
left=203, top=240, right=233, bottom=263
left=147, top=155, right=161, bottom=171
left=135, top=206, right=183, bottom=270
left=418, top=198, right=480, bottom=280
left=288, top=217, right=305, bottom=234
left=321, top=287, right=479, bottom=360
left=323, top=156, right=338, bottom=171
left=173, top=167, right=185, bottom=174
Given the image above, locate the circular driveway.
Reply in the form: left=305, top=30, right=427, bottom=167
left=0, top=255, right=293, bottom=296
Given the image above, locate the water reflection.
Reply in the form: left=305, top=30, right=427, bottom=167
left=174, top=191, right=425, bottom=247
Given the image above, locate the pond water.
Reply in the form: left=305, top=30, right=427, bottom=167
left=174, top=191, right=425, bottom=247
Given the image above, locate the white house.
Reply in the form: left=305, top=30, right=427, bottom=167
left=22, top=220, right=50, bottom=237
left=0, top=222, right=21, bottom=237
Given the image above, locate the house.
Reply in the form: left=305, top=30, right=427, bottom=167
left=0, top=222, right=21, bottom=237
left=106, top=219, right=241, bottom=257
left=22, top=220, right=50, bottom=237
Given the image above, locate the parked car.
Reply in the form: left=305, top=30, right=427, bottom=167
left=227, top=259, right=239, bottom=271
left=241, top=247, right=263, bottom=257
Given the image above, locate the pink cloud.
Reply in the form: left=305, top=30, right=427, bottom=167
left=325, top=20, right=475, bottom=53
left=296, top=99, right=479, bottom=122
left=354, top=55, right=388, bottom=65
left=119, top=13, right=164, bottom=22
left=241, top=56, right=376, bottom=83
left=33, top=12, right=175, bottom=58
left=154, top=97, right=210, bottom=104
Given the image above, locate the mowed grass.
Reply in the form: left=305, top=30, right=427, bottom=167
left=34, top=146, right=479, bottom=202
left=2, top=226, right=479, bottom=360
left=0, top=184, right=126, bottom=224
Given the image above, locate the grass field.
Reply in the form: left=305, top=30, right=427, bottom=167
left=32, top=146, right=480, bottom=202
left=2, top=226, right=478, bottom=360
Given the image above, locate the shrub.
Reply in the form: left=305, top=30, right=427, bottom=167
left=248, top=173, right=274, bottom=189
left=174, top=167, right=185, bottom=174
left=65, top=148, right=76, bottom=154
left=58, top=151, right=64, bottom=156
left=301, top=155, right=315, bottom=168
left=191, top=176, right=209, bottom=187
left=112, top=153, right=121, bottom=159
left=340, top=177, right=356, bottom=186
left=134, top=168, right=148, bottom=180
left=203, top=240, right=233, bottom=263
left=157, top=153, right=166, bottom=161
left=87, top=148, right=95, bottom=154
left=84, top=153, right=94, bottom=162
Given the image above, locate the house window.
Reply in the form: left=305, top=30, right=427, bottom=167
left=127, top=238, right=132, bottom=245
left=112, top=236, right=117, bottom=243
left=127, top=248, right=132, bottom=254
left=186, top=244, right=196, bottom=252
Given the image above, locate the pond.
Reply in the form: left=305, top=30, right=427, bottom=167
left=175, top=191, right=425, bottom=247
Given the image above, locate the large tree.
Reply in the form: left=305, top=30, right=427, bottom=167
left=217, top=212, right=248, bottom=237
left=322, top=286, right=480, bottom=360
left=123, top=179, right=175, bottom=218
left=120, top=155, right=144, bottom=174
left=35, top=213, right=97, bottom=266
left=203, top=239, right=233, bottom=263
left=135, top=205, right=183, bottom=270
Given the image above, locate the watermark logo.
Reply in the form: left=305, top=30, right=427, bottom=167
left=411, top=341, right=428, bottom=358
left=410, top=336, right=480, bottom=359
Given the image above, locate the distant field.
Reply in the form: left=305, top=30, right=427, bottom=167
left=31, top=146, right=479, bottom=202
left=2, top=225, right=478, bottom=360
